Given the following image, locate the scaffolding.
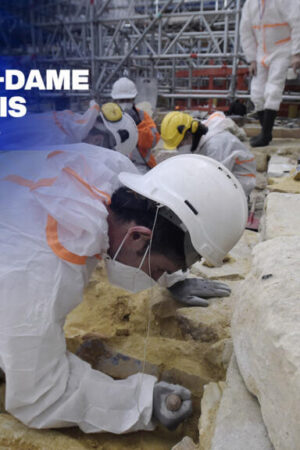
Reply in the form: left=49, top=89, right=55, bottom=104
left=2, top=1, right=300, bottom=112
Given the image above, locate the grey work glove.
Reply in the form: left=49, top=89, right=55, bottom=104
left=168, top=277, right=231, bottom=307
left=152, top=381, right=192, bottom=430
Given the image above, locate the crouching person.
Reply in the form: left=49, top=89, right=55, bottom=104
left=0, top=144, right=247, bottom=433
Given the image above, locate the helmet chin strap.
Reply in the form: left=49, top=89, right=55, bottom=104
left=112, top=225, right=152, bottom=262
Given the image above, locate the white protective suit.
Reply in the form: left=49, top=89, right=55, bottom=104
left=240, top=0, right=300, bottom=111
left=0, top=144, right=157, bottom=433
left=1, top=102, right=100, bottom=149
left=194, top=112, right=256, bottom=197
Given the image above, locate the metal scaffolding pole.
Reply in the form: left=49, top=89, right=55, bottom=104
left=3, top=1, right=299, bottom=111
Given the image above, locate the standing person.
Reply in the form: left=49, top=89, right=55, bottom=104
left=240, top=0, right=300, bottom=147
left=160, top=111, right=256, bottom=199
left=0, top=145, right=247, bottom=434
left=111, top=77, right=160, bottom=173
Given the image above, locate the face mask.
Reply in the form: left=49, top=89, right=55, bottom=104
left=119, top=102, right=134, bottom=112
left=104, top=232, right=156, bottom=293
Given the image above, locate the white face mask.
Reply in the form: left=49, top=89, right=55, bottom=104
left=119, top=102, right=134, bottom=111
left=104, top=233, right=155, bottom=293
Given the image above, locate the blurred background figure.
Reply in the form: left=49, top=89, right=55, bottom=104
left=240, top=0, right=300, bottom=147
left=161, top=111, right=256, bottom=199
left=111, top=77, right=160, bottom=173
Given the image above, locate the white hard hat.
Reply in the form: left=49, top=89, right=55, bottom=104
left=119, top=154, right=248, bottom=267
left=99, top=105, right=138, bottom=157
left=111, top=77, right=138, bottom=100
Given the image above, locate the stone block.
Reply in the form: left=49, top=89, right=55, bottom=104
left=267, top=155, right=294, bottom=178
left=211, top=355, right=273, bottom=450
left=252, top=149, right=268, bottom=172
left=232, top=236, right=300, bottom=450
left=199, top=381, right=225, bottom=450
left=171, top=436, right=198, bottom=450
left=263, top=193, right=300, bottom=240
left=268, top=174, right=300, bottom=194
left=244, top=125, right=300, bottom=139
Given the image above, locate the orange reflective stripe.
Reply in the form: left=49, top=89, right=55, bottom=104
left=4, top=175, right=56, bottom=190
left=47, top=150, right=65, bottom=159
left=63, top=166, right=111, bottom=205
left=75, top=119, right=87, bottom=124
left=275, top=37, right=291, bottom=45
left=235, top=157, right=255, bottom=165
left=53, top=111, right=70, bottom=136
left=264, top=22, right=289, bottom=28
left=261, top=56, right=268, bottom=68
left=206, top=112, right=224, bottom=122
left=92, top=185, right=111, bottom=205
left=4, top=174, right=35, bottom=189
left=238, top=173, right=256, bottom=177
left=30, top=177, right=57, bottom=190
left=46, top=215, right=87, bottom=265
left=252, top=25, right=261, bottom=30
left=91, top=104, right=100, bottom=112
left=148, top=154, right=157, bottom=169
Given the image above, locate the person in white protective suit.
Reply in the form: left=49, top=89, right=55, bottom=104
left=160, top=111, right=256, bottom=199
left=111, top=77, right=160, bottom=173
left=1, top=100, right=138, bottom=158
left=0, top=144, right=247, bottom=433
left=84, top=102, right=138, bottom=158
left=240, top=0, right=300, bottom=147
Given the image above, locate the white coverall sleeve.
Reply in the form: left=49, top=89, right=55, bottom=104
left=240, top=0, right=257, bottom=63
left=277, top=0, right=300, bottom=56
left=61, top=101, right=100, bottom=143
left=1, top=261, right=156, bottom=433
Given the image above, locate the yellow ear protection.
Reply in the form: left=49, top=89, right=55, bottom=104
left=177, top=119, right=198, bottom=135
left=101, top=102, right=123, bottom=122
left=191, top=120, right=199, bottom=134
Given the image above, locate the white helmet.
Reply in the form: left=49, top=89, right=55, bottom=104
left=119, top=154, right=248, bottom=267
left=99, top=103, right=138, bottom=157
left=111, top=77, right=138, bottom=100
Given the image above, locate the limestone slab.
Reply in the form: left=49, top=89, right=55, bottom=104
left=199, top=381, right=225, bottom=450
left=263, top=193, right=300, bottom=240
left=232, top=236, right=300, bottom=450
left=244, top=125, right=300, bottom=139
left=171, top=436, right=198, bottom=450
left=211, top=355, right=273, bottom=450
left=268, top=175, right=300, bottom=194
left=267, top=154, right=294, bottom=178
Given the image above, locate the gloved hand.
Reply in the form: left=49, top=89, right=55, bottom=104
left=152, top=381, right=192, bottom=430
left=249, top=61, right=257, bottom=77
left=168, top=277, right=231, bottom=307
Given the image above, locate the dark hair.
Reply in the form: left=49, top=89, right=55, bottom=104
left=110, top=186, right=186, bottom=269
left=191, top=122, right=208, bottom=152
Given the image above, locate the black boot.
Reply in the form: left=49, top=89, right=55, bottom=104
left=256, top=110, right=265, bottom=126
left=250, top=109, right=277, bottom=147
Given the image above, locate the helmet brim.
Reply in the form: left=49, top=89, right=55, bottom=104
left=119, top=171, right=160, bottom=203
